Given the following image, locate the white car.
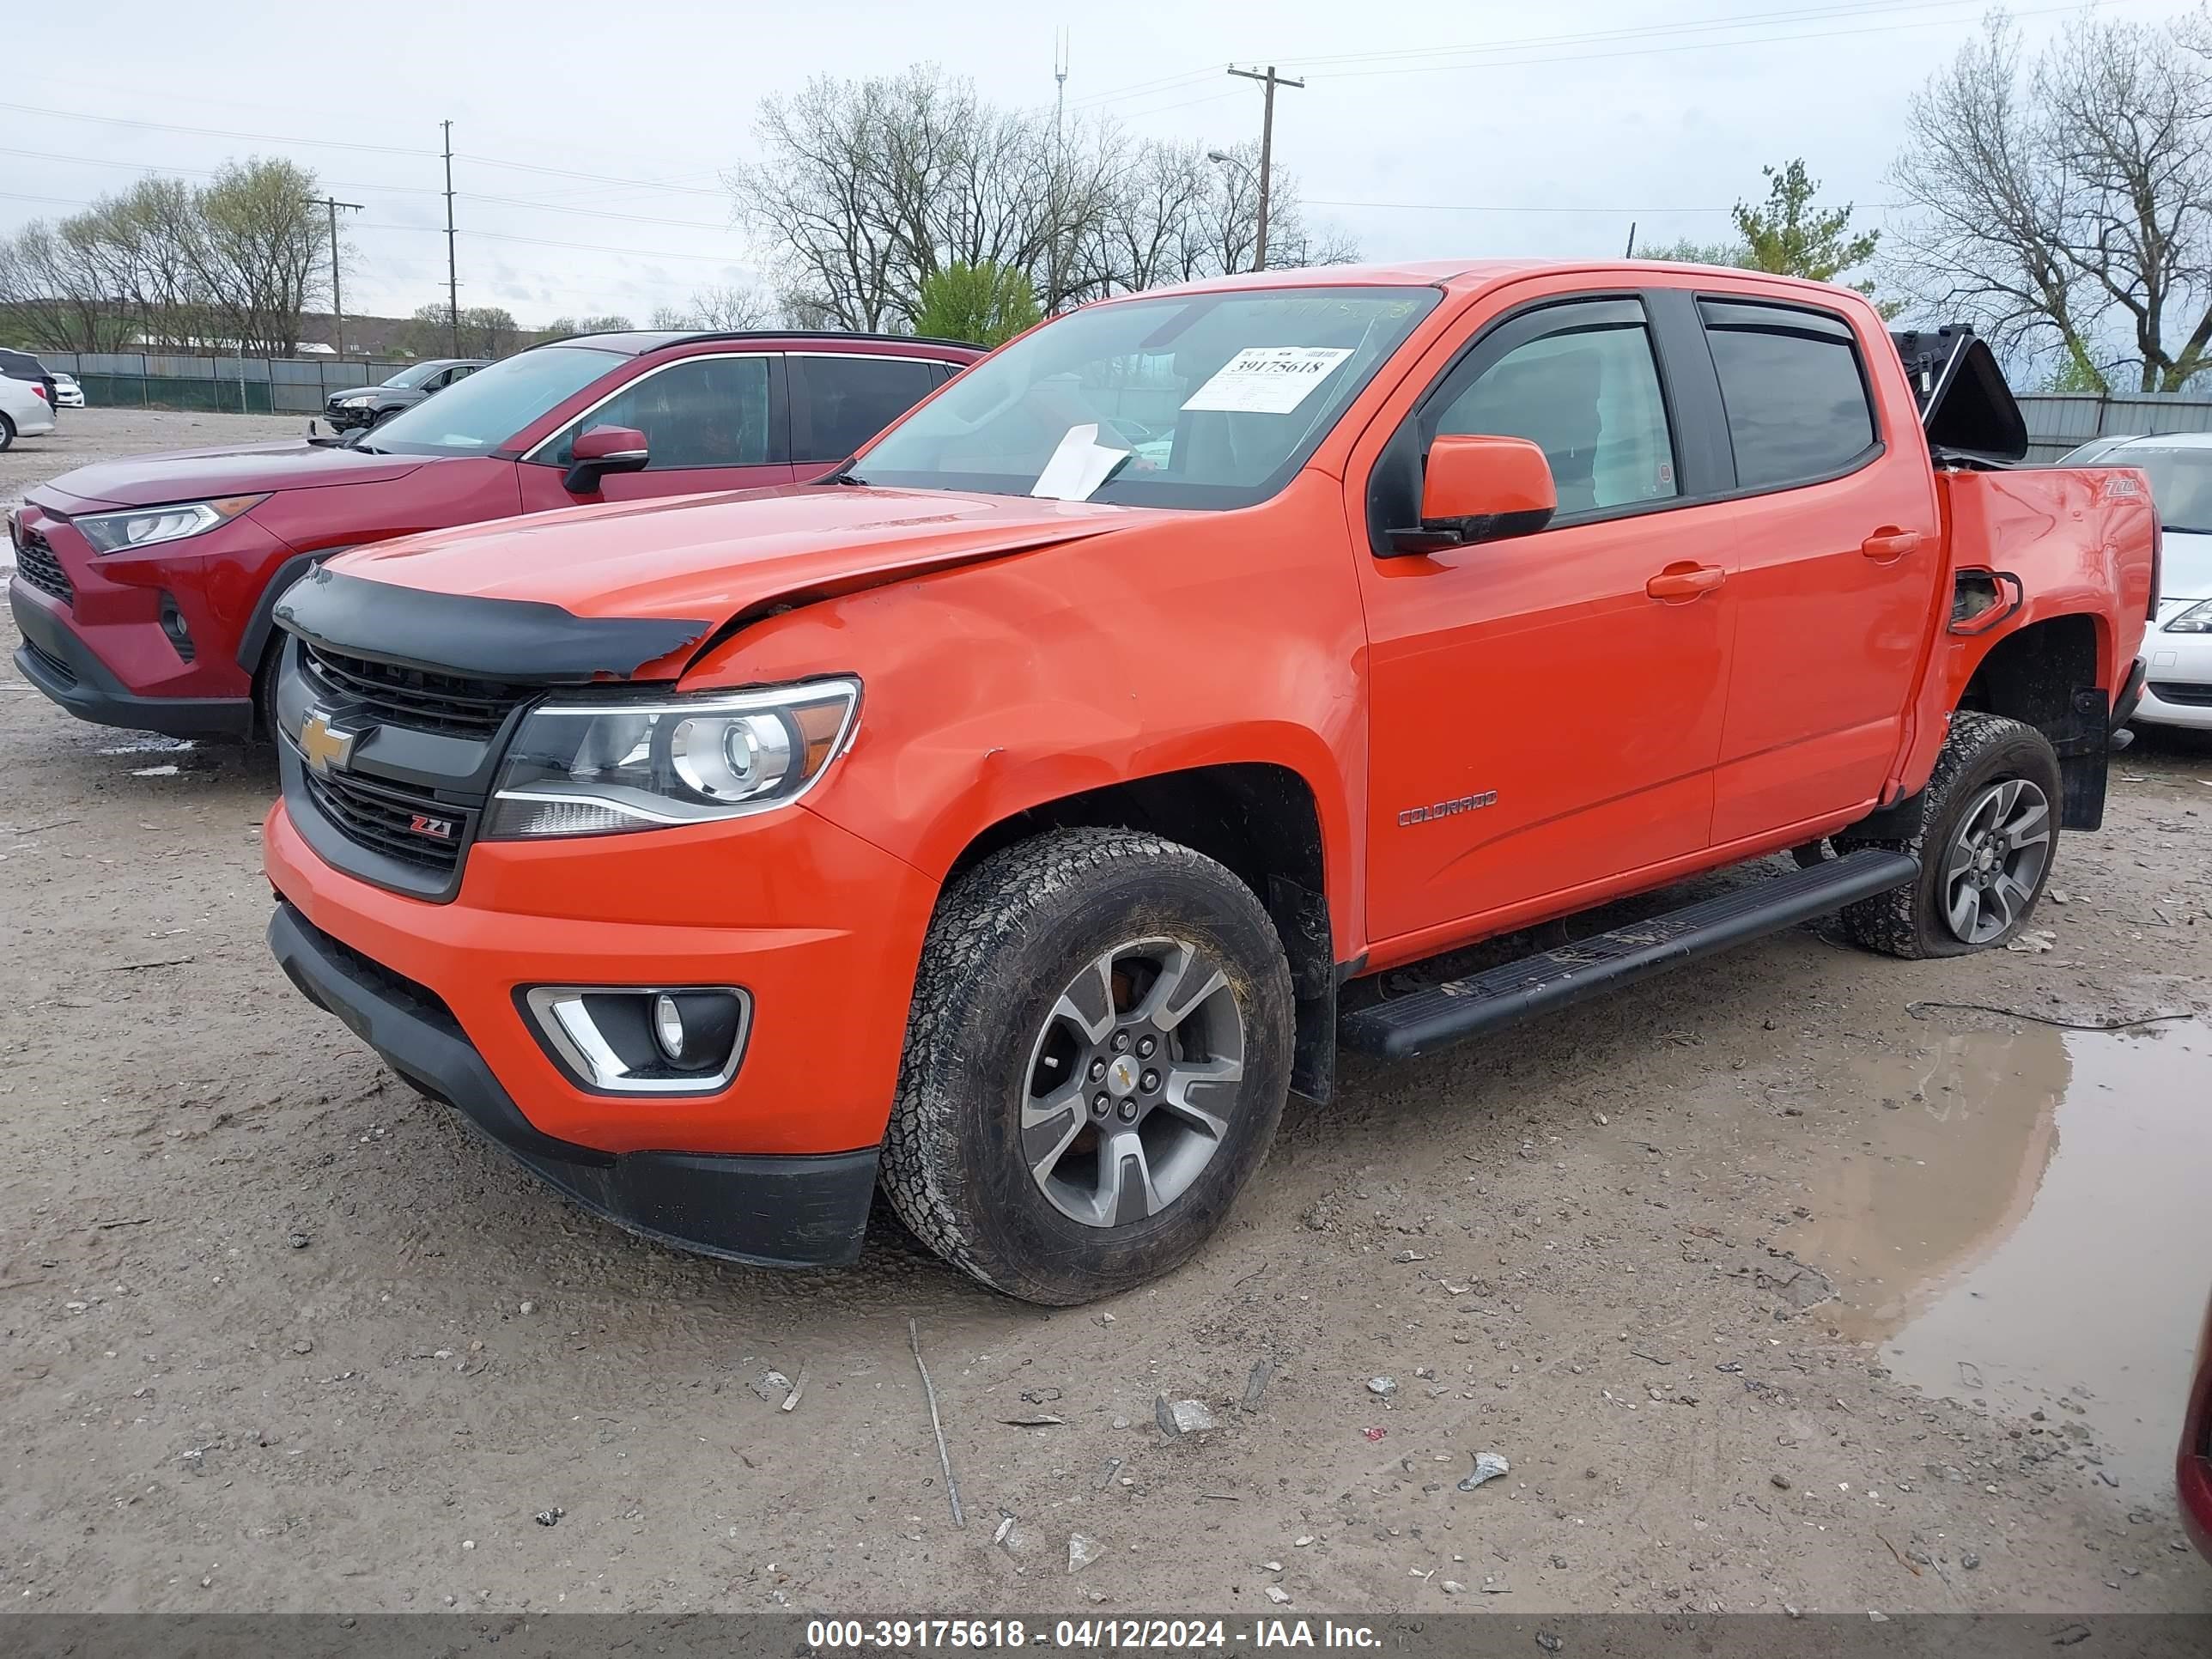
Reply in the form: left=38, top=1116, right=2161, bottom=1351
left=0, top=372, right=58, bottom=451
left=2067, top=431, right=2212, bottom=730
left=50, top=372, right=85, bottom=409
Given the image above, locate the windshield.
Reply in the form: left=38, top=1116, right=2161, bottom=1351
left=361, top=347, right=617, bottom=456
left=382, top=362, right=447, bottom=389
left=850, top=285, right=1442, bottom=509
left=2118, top=447, right=2212, bottom=536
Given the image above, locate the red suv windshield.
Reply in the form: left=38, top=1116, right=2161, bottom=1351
left=359, top=347, right=620, bottom=457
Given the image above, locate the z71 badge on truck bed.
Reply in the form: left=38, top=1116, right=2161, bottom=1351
left=258, top=258, right=2156, bottom=1304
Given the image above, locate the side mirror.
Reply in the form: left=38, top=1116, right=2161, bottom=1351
left=563, top=424, right=650, bottom=495
left=1386, top=434, right=1557, bottom=556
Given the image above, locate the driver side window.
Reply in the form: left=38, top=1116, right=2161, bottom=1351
left=1431, top=303, right=1678, bottom=519
left=545, top=356, right=773, bottom=470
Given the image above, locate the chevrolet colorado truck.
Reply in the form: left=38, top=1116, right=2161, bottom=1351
left=259, top=260, right=2157, bottom=1304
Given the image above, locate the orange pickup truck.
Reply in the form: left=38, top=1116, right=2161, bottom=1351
left=262, top=260, right=2157, bottom=1304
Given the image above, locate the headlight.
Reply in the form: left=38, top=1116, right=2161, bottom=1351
left=2165, top=599, right=2212, bottom=633
left=483, top=678, right=860, bottom=839
left=73, top=495, right=266, bottom=554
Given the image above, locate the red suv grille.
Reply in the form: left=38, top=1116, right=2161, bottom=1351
left=12, top=526, right=71, bottom=605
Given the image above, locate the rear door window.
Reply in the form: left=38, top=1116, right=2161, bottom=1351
left=790, top=355, right=943, bottom=465
left=1699, top=300, right=1877, bottom=491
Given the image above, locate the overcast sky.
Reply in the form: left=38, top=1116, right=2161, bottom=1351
left=3, top=0, right=2197, bottom=326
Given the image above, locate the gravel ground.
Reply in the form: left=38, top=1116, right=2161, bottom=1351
left=2, top=406, right=307, bottom=507
left=1, top=410, right=2209, bottom=1617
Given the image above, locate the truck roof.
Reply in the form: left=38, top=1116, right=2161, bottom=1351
left=1137, top=257, right=1887, bottom=303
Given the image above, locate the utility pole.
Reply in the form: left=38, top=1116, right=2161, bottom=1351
left=1048, top=29, right=1070, bottom=314
left=1227, top=64, right=1303, bottom=273
left=318, top=196, right=363, bottom=356
left=441, top=119, right=460, bottom=356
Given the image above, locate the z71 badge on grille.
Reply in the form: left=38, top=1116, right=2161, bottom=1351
left=409, top=813, right=456, bottom=841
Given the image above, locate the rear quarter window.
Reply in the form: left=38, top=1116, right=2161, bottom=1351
left=1699, top=300, right=1877, bottom=491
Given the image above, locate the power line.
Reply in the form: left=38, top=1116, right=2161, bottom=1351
left=1304, top=0, right=2154, bottom=79
left=1274, top=0, right=1989, bottom=72
left=0, top=100, right=438, bottom=156
left=358, top=221, right=747, bottom=264
left=0, top=147, right=732, bottom=227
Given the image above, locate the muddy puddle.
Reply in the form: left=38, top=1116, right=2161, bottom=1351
left=1782, top=1012, right=2211, bottom=1498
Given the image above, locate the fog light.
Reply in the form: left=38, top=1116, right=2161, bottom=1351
left=653, top=994, right=685, bottom=1061
left=520, top=986, right=750, bottom=1095
left=158, top=592, right=196, bottom=662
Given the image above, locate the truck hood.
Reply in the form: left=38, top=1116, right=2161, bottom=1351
left=2161, top=528, right=2212, bottom=601
left=36, top=439, right=428, bottom=509
left=334, top=483, right=1158, bottom=623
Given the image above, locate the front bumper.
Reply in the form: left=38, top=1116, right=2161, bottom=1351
left=2133, top=609, right=2212, bottom=730
left=268, top=900, right=879, bottom=1267
left=263, top=793, right=937, bottom=1160
left=324, top=404, right=377, bottom=430
left=10, top=581, right=253, bottom=737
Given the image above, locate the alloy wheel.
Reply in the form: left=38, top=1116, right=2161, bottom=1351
left=1941, top=776, right=2052, bottom=945
left=1020, top=937, right=1245, bottom=1229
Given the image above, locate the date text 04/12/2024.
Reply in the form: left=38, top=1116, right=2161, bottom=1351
left=802, top=1619, right=1382, bottom=1650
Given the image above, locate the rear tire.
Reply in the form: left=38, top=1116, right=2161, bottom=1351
left=881, top=828, right=1295, bottom=1305
left=0, top=412, right=15, bottom=452
left=1839, top=711, right=2061, bottom=958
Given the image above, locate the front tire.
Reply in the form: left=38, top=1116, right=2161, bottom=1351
left=881, top=828, right=1295, bottom=1305
left=1839, top=711, right=2061, bottom=958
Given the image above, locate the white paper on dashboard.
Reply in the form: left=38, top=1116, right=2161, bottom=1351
left=1030, top=422, right=1130, bottom=501
left=1180, top=346, right=1356, bottom=415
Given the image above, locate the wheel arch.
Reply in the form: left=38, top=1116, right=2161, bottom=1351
left=1953, top=610, right=2111, bottom=830
left=941, top=760, right=1342, bottom=1103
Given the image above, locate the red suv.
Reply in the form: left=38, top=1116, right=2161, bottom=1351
left=9, top=329, right=979, bottom=738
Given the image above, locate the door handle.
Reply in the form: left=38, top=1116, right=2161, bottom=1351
left=1862, top=528, right=1923, bottom=561
left=1645, top=564, right=1726, bottom=601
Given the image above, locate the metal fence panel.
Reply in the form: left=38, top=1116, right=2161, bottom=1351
left=2017, top=391, right=2212, bottom=462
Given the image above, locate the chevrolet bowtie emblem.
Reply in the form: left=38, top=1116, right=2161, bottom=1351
left=297, top=708, right=357, bottom=775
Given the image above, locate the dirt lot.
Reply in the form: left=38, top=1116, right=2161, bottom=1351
left=2, top=409, right=2209, bottom=1617
left=2, top=406, right=307, bottom=502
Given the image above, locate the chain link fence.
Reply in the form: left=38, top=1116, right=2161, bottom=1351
left=40, top=351, right=414, bottom=416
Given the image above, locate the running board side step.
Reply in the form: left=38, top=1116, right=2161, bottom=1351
left=1339, top=848, right=1918, bottom=1061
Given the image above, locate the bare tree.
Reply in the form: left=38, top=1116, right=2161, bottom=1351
left=688, top=283, right=777, bottom=329
left=727, top=67, right=1357, bottom=331
left=1887, top=9, right=2212, bottom=392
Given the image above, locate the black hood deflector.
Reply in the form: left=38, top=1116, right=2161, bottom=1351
left=272, top=565, right=709, bottom=684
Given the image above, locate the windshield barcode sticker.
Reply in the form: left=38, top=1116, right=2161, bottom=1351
left=1181, top=346, right=1356, bottom=415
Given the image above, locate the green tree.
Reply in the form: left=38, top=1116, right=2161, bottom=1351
left=1729, top=157, right=1903, bottom=315
left=911, top=261, right=1040, bottom=348
left=1632, top=235, right=1750, bottom=267
left=1733, top=159, right=1880, bottom=283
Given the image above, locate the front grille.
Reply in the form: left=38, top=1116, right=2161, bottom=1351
left=2149, top=680, right=2212, bottom=708
left=12, top=526, right=72, bottom=605
left=301, top=643, right=530, bottom=738
left=301, top=766, right=468, bottom=875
